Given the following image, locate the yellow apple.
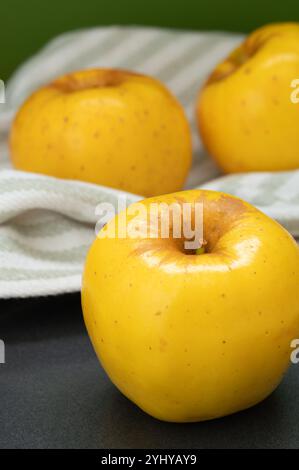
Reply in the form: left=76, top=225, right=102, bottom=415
left=197, top=23, right=299, bottom=173
left=82, top=189, right=299, bottom=422
left=10, top=68, right=191, bottom=197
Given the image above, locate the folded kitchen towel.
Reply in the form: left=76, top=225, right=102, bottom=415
left=0, top=26, right=298, bottom=298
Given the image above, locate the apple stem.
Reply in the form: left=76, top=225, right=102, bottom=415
left=196, top=246, right=206, bottom=255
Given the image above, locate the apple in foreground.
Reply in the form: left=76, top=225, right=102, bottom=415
left=197, top=22, right=299, bottom=173
left=82, top=190, right=299, bottom=422
left=10, top=68, right=191, bottom=197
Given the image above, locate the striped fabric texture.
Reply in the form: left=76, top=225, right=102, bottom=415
left=0, top=26, right=298, bottom=298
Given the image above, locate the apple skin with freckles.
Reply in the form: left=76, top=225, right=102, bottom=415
left=10, top=68, right=192, bottom=197
left=81, top=189, right=299, bottom=422
left=197, top=23, right=299, bottom=173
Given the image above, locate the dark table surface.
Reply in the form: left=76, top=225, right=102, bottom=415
left=0, top=293, right=299, bottom=449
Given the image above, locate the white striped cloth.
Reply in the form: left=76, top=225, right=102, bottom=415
left=0, top=26, right=298, bottom=298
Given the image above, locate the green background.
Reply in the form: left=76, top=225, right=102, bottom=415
left=1, top=0, right=299, bottom=80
